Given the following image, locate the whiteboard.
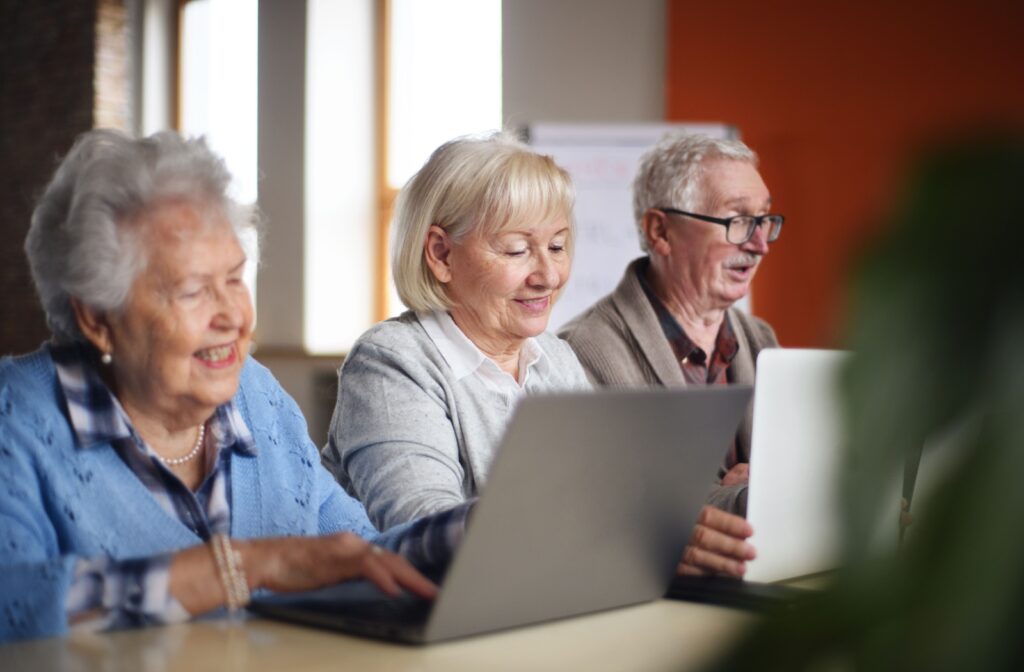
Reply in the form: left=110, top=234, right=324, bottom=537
left=527, top=122, right=742, bottom=330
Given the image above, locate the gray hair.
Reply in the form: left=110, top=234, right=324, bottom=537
left=25, top=128, right=260, bottom=343
left=632, top=132, right=757, bottom=252
left=391, top=132, right=575, bottom=312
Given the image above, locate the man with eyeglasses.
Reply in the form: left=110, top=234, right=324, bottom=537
left=560, top=132, right=782, bottom=516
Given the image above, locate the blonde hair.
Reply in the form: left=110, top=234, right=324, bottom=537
left=391, top=132, right=575, bottom=312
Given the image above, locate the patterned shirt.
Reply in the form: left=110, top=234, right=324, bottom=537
left=636, top=266, right=739, bottom=385
left=51, top=343, right=471, bottom=632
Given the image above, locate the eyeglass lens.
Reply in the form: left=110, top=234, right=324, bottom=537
left=728, top=216, right=783, bottom=244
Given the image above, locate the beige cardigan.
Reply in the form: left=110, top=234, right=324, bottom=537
left=558, top=257, right=779, bottom=514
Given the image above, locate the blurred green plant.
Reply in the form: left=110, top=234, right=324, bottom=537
left=708, top=135, right=1024, bottom=671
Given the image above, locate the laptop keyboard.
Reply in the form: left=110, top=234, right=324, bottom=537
left=334, top=594, right=434, bottom=625
left=665, top=575, right=813, bottom=612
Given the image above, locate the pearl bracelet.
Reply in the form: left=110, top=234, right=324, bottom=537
left=210, top=533, right=251, bottom=613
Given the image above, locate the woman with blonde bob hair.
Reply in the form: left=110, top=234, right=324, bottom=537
left=391, top=133, right=576, bottom=313
left=325, top=132, right=586, bottom=527
left=324, top=133, right=758, bottom=579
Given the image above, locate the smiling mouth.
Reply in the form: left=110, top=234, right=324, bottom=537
left=515, top=296, right=551, bottom=312
left=195, top=344, right=237, bottom=367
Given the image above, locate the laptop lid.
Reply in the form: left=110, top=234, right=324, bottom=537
left=253, top=387, right=751, bottom=642
left=422, top=386, right=751, bottom=641
left=745, top=349, right=900, bottom=583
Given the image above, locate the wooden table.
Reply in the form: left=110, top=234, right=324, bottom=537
left=0, top=599, right=755, bottom=672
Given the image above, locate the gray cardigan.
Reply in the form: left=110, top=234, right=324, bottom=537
left=323, top=311, right=591, bottom=530
left=558, top=257, right=779, bottom=514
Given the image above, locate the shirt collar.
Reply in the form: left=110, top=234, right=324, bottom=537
left=517, top=337, right=548, bottom=386
left=207, top=397, right=258, bottom=457
left=51, top=342, right=257, bottom=456
left=51, top=342, right=131, bottom=449
left=417, top=310, right=549, bottom=387
left=635, top=262, right=740, bottom=366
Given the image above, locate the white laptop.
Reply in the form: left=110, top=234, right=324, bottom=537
left=744, top=349, right=901, bottom=583
left=252, top=386, right=752, bottom=642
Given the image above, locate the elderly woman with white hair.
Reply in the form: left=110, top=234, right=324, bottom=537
left=323, top=133, right=756, bottom=578
left=0, top=129, right=463, bottom=643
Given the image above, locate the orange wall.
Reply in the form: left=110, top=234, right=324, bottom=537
left=666, top=1, right=1024, bottom=346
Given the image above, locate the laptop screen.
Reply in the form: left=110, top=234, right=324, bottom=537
left=745, top=349, right=900, bottom=583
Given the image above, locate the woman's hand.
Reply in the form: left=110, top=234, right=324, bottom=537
left=243, top=532, right=437, bottom=599
left=677, top=506, right=756, bottom=578
left=170, top=532, right=436, bottom=617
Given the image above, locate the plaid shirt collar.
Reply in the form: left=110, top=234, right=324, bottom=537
left=50, top=342, right=257, bottom=457
left=635, top=261, right=739, bottom=371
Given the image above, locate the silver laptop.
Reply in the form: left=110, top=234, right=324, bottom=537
left=251, top=386, right=752, bottom=643
left=744, top=349, right=901, bottom=583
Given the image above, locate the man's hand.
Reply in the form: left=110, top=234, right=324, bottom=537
left=721, top=463, right=749, bottom=486
left=677, top=506, right=756, bottom=578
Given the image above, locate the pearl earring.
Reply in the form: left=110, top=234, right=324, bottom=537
left=101, top=352, right=113, bottom=365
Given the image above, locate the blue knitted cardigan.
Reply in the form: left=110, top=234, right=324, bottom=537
left=0, top=347, right=406, bottom=641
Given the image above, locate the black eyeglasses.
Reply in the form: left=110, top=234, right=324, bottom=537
left=657, top=208, right=784, bottom=245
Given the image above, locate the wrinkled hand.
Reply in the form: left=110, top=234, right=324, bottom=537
left=677, top=506, right=756, bottom=578
left=243, top=532, right=437, bottom=600
left=721, top=463, right=749, bottom=486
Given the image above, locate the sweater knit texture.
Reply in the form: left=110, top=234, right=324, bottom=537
left=323, top=311, right=591, bottom=530
left=0, top=348, right=409, bottom=642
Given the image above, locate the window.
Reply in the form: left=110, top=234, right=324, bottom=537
left=178, top=0, right=502, bottom=354
left=381, top=0, right=503, bottom=318
left=386, top=0, right=503, bottom=190
left=179, top=0, right=258, bottom=205
left=178, top=0, right=259, bottom=295
left=305, top=0, right=378, bottom=352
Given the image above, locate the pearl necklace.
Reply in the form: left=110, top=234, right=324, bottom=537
left=158, top=424, right=206, bottom=466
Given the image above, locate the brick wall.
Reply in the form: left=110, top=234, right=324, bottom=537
left=0, top=0, right=131, bottom=356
